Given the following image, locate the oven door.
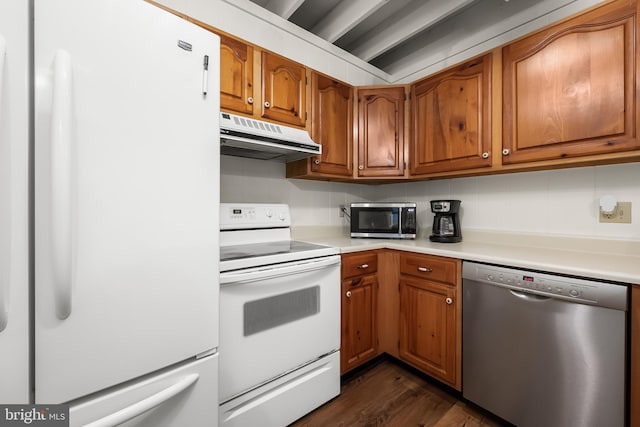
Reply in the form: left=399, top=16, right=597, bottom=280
left=219, top=255, right=341, bottom=402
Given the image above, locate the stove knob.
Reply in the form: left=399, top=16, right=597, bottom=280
left=279, top=212, right=286, bottom=221
left=265, top=210, right=273, bottom=218
left=569, top=289, right=580, bottom=297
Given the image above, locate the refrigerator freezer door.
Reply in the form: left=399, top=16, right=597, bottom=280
left=34, top=0, right=220, bottom=403
left=69, top=354, right=218, bottom=427
left=0, top=0, right=31, bottom=404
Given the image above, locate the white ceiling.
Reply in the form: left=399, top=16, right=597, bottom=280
left=233, top=0, right=604, bottom=82
left=247, top=0, right=481, bottom=74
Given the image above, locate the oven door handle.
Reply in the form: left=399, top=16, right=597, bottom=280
left=220, top=255, right=341, bottom=285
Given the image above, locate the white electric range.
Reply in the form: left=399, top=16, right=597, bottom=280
left=218, top=203, right=341, bottom=427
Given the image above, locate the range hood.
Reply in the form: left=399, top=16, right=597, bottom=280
left=219, top=112, right=321, bottom=162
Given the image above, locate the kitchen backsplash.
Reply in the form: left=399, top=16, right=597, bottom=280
left=220, top=156, right=640, bottom=241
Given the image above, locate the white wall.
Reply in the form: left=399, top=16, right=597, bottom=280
left=221, top=156, right=640, bottom=241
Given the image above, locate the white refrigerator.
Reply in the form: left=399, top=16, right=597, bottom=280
left=2, top=0, right=221, bottom=425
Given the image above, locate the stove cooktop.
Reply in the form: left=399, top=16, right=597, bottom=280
left=220, top=240, right=339, bottom=272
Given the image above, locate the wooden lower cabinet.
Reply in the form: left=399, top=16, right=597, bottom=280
left=340, top=252, right=379, bottom=374
left=632, top=285, right=640, bottom=427
left=399, top=276, right=458, bottom=387
left=340, top=250, right=461, bottom=390
left=398, top=253, right=461, bottom=390
left=341, top=274, right=378, bottom=374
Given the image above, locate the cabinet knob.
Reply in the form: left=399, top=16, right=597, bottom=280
left=417, top=266, right=433, bottom=273
left=314, top=159, right=320, bottom=165
left=502, top=148, right=510, bottom=156
left=346, top=291, right=352, bottom=298
left=247, top=97, right=254, bottom=104
left=357, top=264, right=369, bottom=269
left=482, top=152, right=489, bottom=159
left=264, top=101, right=270, bottom=108
left=446, top=297, right=453, bottom=305
left=358, top=165, right=364, bottom=170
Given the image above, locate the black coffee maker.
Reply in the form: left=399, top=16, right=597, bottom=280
left=429, top=200, right=462, bottom=243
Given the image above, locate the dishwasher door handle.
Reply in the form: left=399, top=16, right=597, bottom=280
left=509, top=289, right=551, bottom=302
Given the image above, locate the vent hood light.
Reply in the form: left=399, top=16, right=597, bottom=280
left=219, top=112, right=321, bottom=162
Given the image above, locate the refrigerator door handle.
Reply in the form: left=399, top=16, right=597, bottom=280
left=0, top=34, right=7, bottom=332
left=50, top=49, right=73, bottom=320
left=83, top=373, right=199, bottom=427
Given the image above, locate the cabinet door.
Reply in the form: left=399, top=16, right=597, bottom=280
left=399, top=276, right=457, bottom=387
left=357, top=87, right=406, bottom=177
left=410, top=54, right=492, bottom=175
left=341, top=275, right=378, bottom=374
left=262, top=52, right=306, bottom=127
left=219, top=35, right=254, bottom=115
left=310, top=73, right=353, bottom=177
left=502, top=0, right=640, bottom=164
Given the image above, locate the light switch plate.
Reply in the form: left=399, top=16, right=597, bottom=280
left=599, top=202, right=632, bottom=223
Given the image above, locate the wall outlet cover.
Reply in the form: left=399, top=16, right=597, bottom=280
left=599, top=202, right=632, bottom=223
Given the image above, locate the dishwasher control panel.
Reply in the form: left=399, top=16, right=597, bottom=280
left=462, top=261, right=628, bottom=311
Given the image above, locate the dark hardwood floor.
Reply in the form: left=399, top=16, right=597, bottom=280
left=290, top=357, right=507, bottom=427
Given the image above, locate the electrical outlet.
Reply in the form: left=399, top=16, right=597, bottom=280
left=339, top=205, right=345, bottom=218
left=599, top=202, right=632, bottom=223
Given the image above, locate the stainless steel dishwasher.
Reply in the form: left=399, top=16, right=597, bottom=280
left=462, top=261, right=628, bottom=427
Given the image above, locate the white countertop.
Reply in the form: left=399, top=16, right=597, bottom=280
left=292, top=227, right=640, bottom=284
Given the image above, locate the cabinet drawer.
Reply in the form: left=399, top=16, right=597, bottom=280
left=400, top=253, right=457, bottom=285
left=342, top=252, right=378, bottom=278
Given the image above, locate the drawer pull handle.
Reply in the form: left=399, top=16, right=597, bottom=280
left=417, top=266, right=433, bottom=273
left=446, top=297, right=453, bottom=305
left=357, top=264, right=369, bottom=269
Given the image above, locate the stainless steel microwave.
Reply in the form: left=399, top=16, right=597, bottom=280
left=350, top=202, right=417, bottom=239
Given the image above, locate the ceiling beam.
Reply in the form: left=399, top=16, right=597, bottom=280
left=264, top=0, right=306, bottom=19
left=351, top=0, right=477, bottom=62
left=312, top=0, right=389, bottom=43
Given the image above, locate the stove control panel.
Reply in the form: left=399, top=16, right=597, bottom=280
left=220, top=203, right=291, bottom=230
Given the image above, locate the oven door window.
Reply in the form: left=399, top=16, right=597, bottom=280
left=244, top=286, right=319, bottom=336
left=352, top=208, right=399, bottom=233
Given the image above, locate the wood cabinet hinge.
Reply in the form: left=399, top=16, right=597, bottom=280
left=305, top=76, right=308, bottom=85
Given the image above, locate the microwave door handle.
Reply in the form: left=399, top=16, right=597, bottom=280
left=220, top=256, right=340, bottom=285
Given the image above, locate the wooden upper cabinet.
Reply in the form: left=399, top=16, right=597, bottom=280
left=310, top=73, right=353, bottom=177
left=502, top=0, right=640, bottom=164
left=357, top=87, right=406, bottom=178
left=286, top=72, right=354, bottom=178
left=261, top=52, right=307, bottom=127
left=219, top=35, right=254, bottom=115
left=410, top=54, right=492, bottom=175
